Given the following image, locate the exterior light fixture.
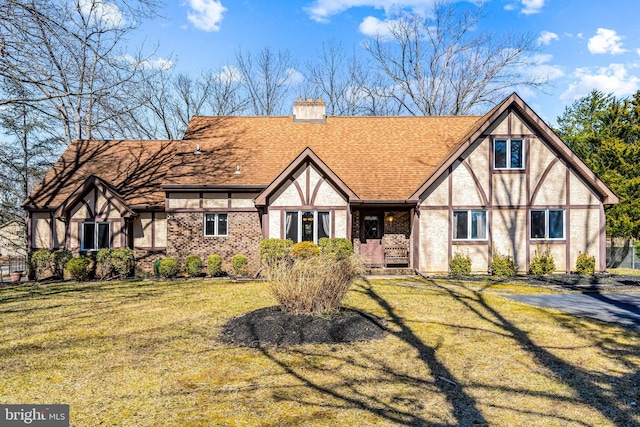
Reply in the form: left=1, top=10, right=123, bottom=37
left=235, top=165, right=241, bottom=174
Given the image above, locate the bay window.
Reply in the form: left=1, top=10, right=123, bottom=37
left=285, top=210, right=330, bottom=243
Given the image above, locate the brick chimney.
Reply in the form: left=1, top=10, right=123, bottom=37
left=293, top=98, right=326, bottom=123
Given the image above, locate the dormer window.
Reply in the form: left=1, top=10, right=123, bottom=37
left=494, top=138, right=524, bottom=170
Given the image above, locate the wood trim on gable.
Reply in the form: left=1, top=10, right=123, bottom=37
left=254, top=147, right=359, bottom=207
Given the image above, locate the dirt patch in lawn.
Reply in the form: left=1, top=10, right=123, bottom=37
left=221, top=306, right=387, bottom=347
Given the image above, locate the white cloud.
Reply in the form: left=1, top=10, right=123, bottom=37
left=186, top=0, right=226, bottom=32
left=305, top=0, right=437, bottom=23
left=521, top=0, right=544, bottom=14
left=286, top=68, right=305, bottom=86
left=118, top=54, right=174, bottom=70
left=213, top=66, right=242, bottom=83
left=561, top=63, right=640, bottom=101
left=528, top=53, right=564, bottom=80
left=79, top=0, right=126, bottom=28
left=537, top=30, right=558, bottom=45
left=588, top=28, right=627, bottom=55
left=359, top=16, right=396, bottom=38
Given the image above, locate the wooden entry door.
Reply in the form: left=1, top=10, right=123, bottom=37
left=360, top=214, right=384, bottom=267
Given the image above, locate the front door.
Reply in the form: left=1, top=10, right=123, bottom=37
left=360, top=214, right=384, bottom=267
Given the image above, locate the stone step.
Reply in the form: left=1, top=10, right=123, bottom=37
left=363, top=267, right=416, bottom=276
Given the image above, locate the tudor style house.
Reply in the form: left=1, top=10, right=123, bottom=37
left=24, top=93, right=618, bottom=275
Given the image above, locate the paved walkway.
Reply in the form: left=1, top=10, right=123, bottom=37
left=505, top=293, right=640, bottom=330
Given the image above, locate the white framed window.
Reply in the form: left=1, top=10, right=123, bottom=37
left=494, top=138, right=524, bottom=169
left=530, top=209, right=564, bottom=240
left=204, top=213, right=228, bottom=236
left=453, top=210, right=487, bottom=240
left=82, top=222, right=110, bottom=250
left=285, top=210, right=330, bottom=244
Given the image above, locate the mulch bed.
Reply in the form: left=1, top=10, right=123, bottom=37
left=221, top=306, right=387, bottom=347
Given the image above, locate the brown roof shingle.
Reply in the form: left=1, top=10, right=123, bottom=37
left=25, top=139, right=179, bottom=209
left=170, top=115, right=484, bottom=200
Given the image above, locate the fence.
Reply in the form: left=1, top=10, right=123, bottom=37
left=0, top=256, right=28, bottom=281
left=606, top=244, right=639, bottom=269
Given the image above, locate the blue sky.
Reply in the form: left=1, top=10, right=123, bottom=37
left=134, top=0, right=640, bottom=124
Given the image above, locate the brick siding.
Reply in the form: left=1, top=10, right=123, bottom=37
left=166, top=211, right=262, bottom=275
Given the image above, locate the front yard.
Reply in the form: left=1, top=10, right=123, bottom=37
left=1, top=278, right=639, bottom=426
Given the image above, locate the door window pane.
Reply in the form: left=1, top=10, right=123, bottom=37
left=364, top=215, right=379, bottom=239
left=530, top=210, right=546, bottom=239
left=302, top=211, right=314, bottom=242
left=548, top=210, right=564, bottom=239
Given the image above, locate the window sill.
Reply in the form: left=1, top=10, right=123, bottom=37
left=492, top=169, right=526, bottom=174
left=452, top=240, right=489, bottom=245
left=529, top=239, right=566, bottom=244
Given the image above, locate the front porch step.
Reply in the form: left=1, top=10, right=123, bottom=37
left=363, top=267, right=416, bottom=276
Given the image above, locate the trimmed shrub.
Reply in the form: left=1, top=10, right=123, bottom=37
left=207, top=254, right=223, bottom=277
left=185, top=254, right=202, bottom=277
left=52, top=249, right=72, bottom=278
left=449, top=251, right=471, bottom=277
left=265, top=252, right=363, bottom=315
left=231, top=254, right=249, bottom=277
left=490, top=250, right=516, bottom=277
left=66, top=256, right=92, bottom=281
left=95, top=248, right=113, bottom=280
left=31, top=249, right=52, bottom=281
left=158, top=257, right=179, bottom=278
left=110, top=248, right=134, bottom=279
left=576, top=252, right=596, bottom=275
left=319, top=237, right=353, bottom=260
left=529, top=243, right=555, bottom=275
left=291, top=241, right=320, bottom=259
left=259, top=238, right=293, bottom=267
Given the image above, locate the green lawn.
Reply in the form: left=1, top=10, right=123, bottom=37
left=1, top=278, right=639, bottom=426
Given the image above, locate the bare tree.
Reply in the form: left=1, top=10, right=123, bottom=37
left=0, top=0, right=164, bottom=144
left=363, top=2, right=545, bottom=116
left=235, top=47, right=299, bottom=116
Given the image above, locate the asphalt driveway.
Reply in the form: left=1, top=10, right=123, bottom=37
left=505, top=293, right=640, bottom=330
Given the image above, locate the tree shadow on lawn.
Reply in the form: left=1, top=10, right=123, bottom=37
left=431, top=280, right=640, bottom=426
left=253, top=279, right=612, bottom=426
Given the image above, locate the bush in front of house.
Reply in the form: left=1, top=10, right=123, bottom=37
left=490, top=249, right=516, bottom=277
left=95, top=248, right=113, bottom=279
left=207, top=254, right=223, bottom=277
left=259, top=238, right=293, bottom=267
left=291, top=241, right=320, bottom=259
left=66, top=256, right=92, bottom=281
left=449, top=250, right=471, bottom=277
left=110, top=248, right=134, bottom=279
left=529, top=243, right=555, bottom=275
left=231, top=254, right=249, bottom=277
left=185, top=254, right=202, bottom=277
left=265, top=251, right=363, bottom=315
left=576, top=252, right=595, bottom=275
left=157, top=257, right=179, bottom=278
left=319, top=237, right=353, bottom=260
left=31, top=249, right=52, bottom=281
left=52, top=249, right=72, bottom=278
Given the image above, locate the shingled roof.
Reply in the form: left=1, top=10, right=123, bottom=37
left=24, top=140, right=178, bottom=210
left=24, top=93, right=619, bottom=210
left=167, top=114, right=484, bottom=200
